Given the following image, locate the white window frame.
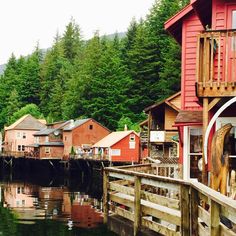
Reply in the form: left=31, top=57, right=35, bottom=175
left=111, top=149, right=121, bottom=156
left=45, top=147, right=50, bottom=154
left=16, top=132, right=21, bottom=139
left=130, top=134, right=135, bottom=141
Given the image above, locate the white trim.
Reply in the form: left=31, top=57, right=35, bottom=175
left=204, top=97, right=236, bottom=164
left=183, top=126, right=189, bottom=180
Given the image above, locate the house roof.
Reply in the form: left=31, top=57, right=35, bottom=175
left=93, top=130, right=138, bottom=148
left=164, top=0, right=212, bottom=44
left=175, top=110, right=202, bottom=124
left=144, top=91, right=181, bottom=113
left=63, top=119, right=90, bottom=131
left=39, top=142, right=64, bottom=146
left=5, top=114, right=46, bottom=131
left=34, top=128, right=55, bottom=136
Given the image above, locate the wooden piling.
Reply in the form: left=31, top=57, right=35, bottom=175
left=103, top=170, right=109, bottom=224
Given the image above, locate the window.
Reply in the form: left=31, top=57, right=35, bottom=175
left=129, top=142, right=135, bottom=149
left=35, top=137, right=39, bottom=144
left=64, top=136, right=67, bottom=141
left=233, top=10, right=236, bottom=29
left=89, top=125, right=93, bottom=130
left=22, top=200, right=25, bottom=206
left=188, top=128, right=202, bottom=179
left=16, top=132, right=21, bottom=139
left=22, top=132, right=26, bottom=139
left=22, top=145, right=25, bottom=151
left=232, top=11, right=236, bottom=50
left=111, top=149, right=121, bottom=156
left=130, top=134, right=135, bottom=141
left=18, top=145, right=21, bottom=151
left=17, top=187, right=21, bottom=194
left=45, top=136, right=49, bottom=143
left=45, top=147, right=50, bottom=154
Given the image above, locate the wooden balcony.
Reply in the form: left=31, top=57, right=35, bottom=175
left=196, top=29, right=236, bottom=97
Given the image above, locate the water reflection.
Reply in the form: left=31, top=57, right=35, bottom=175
left=0, top=172, right=116, bottom=236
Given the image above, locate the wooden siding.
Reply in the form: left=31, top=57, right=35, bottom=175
left=170, top=94, right=181, bottom=109
left=164, top=107, right=178, bottom=130
left=182, top=12, right=204, bottom=110
left=111, top=133, right=140, bottom=163
left=63, top=119, right=110, bottom=156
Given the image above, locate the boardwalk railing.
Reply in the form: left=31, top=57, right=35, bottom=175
left=197, top=29, right=236, bottom=97
left=103, top=164, right=236, bottom=236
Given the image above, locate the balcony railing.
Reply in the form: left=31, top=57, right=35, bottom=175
left=196, top=29, right=236, bottom=97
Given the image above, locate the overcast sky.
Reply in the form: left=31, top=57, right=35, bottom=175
left=0, top=0, right=155, bottom=64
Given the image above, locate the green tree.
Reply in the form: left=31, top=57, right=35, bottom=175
left=40, top=33, right=67, bottom=119
left=8, top=103, right=42, bottom=125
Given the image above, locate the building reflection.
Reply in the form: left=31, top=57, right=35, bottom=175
left=0, top=182, right=103, bottom=228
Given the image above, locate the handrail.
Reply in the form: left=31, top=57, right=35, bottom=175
left=104, top=165, right=236, bottom=236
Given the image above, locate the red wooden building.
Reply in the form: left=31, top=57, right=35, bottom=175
left=93, top=131, right=140, bottom=163
left=165, top=0, right=236, bottom=182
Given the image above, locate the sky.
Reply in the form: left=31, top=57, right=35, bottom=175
left=0, top=0, right=155, bottom=64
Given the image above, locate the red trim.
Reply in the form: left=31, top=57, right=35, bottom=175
left=173, top=122, right=202, bottom=127
left=164, top=4, right=193, bottom=30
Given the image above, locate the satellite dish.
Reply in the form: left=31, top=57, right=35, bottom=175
left=54, top=130, right=60, bottom=136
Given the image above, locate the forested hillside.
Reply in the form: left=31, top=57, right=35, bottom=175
left=0, top=0, right=189, bottom=131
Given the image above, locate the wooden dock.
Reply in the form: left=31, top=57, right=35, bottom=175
left=103, top=164, right=236, bottom=236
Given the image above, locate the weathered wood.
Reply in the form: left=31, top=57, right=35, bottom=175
left=198, top=221, right=210, bottom=236
left=114, top=206, right=134, bottom=222
left=220, top=222, right=236, bottom=236
left=208, top=98, right=221, bottom=111
left=180, top=185, right=190, bottom=236
left=142, top=217, right=181, bottom=236
left=141, top=190, right=180, bottom=210
left=108, top=172, right=135, bottom=181
left=210, top=199, right=220, bottom=236
left=141, top=178, right=179, bottom=191
left=142, top=202, right=181, bottom=226
left=109, top=182, right=134, bottom=196
left=202, top=97, right=208, bottom=185
left=190, top=187, right=199, bottom=236
left=103, top=170, right=109, bottom=224
left=190, top=180, right=236, bottom=212
left=198, top=205, right=210, bottom=226
left=134, top=176, right=141, bottom=236
left=109, top=192, right=134, bottom=209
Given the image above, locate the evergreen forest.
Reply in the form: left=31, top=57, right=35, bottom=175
left=0, top=0, right=189, bottom=131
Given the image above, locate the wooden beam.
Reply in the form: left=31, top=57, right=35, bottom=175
left=202, top=98, right=208, bottom=185
left=208, top=98, right=221, bottom=111
left=134, top=176, right=141, bottom=236
left=191, top=187, right=199, bottom=236
left=103, top=170, right=109, bottom=224
left=180, top=185, right=190, bottom=236
left=210, top=199, right=220, bottom=236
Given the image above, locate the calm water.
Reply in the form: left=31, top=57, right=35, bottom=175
left=0, top=171, right=117, bottom=236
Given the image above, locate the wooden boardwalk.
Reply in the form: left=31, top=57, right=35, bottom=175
left=103, top=164, right=236, bottom=236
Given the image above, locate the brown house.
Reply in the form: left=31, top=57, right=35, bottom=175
left=141, top=92, right=181, bottom=166
left=62, top=118, right=110, bottom=157
left=33, top=118, right=110, bottom=159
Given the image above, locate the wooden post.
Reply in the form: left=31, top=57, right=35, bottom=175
left=181, top=185, right=190, bottom=236
left=147, top=111, right=151, bottom=157
left=210, top=199, right=220, bottom=236
left=202, top=98, right=208, bottom=185
left=190, top=187, right=199, bottom=236
left=134, top=176, right=141, bottom=236
left=103, top=169, right=109, bottom=224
